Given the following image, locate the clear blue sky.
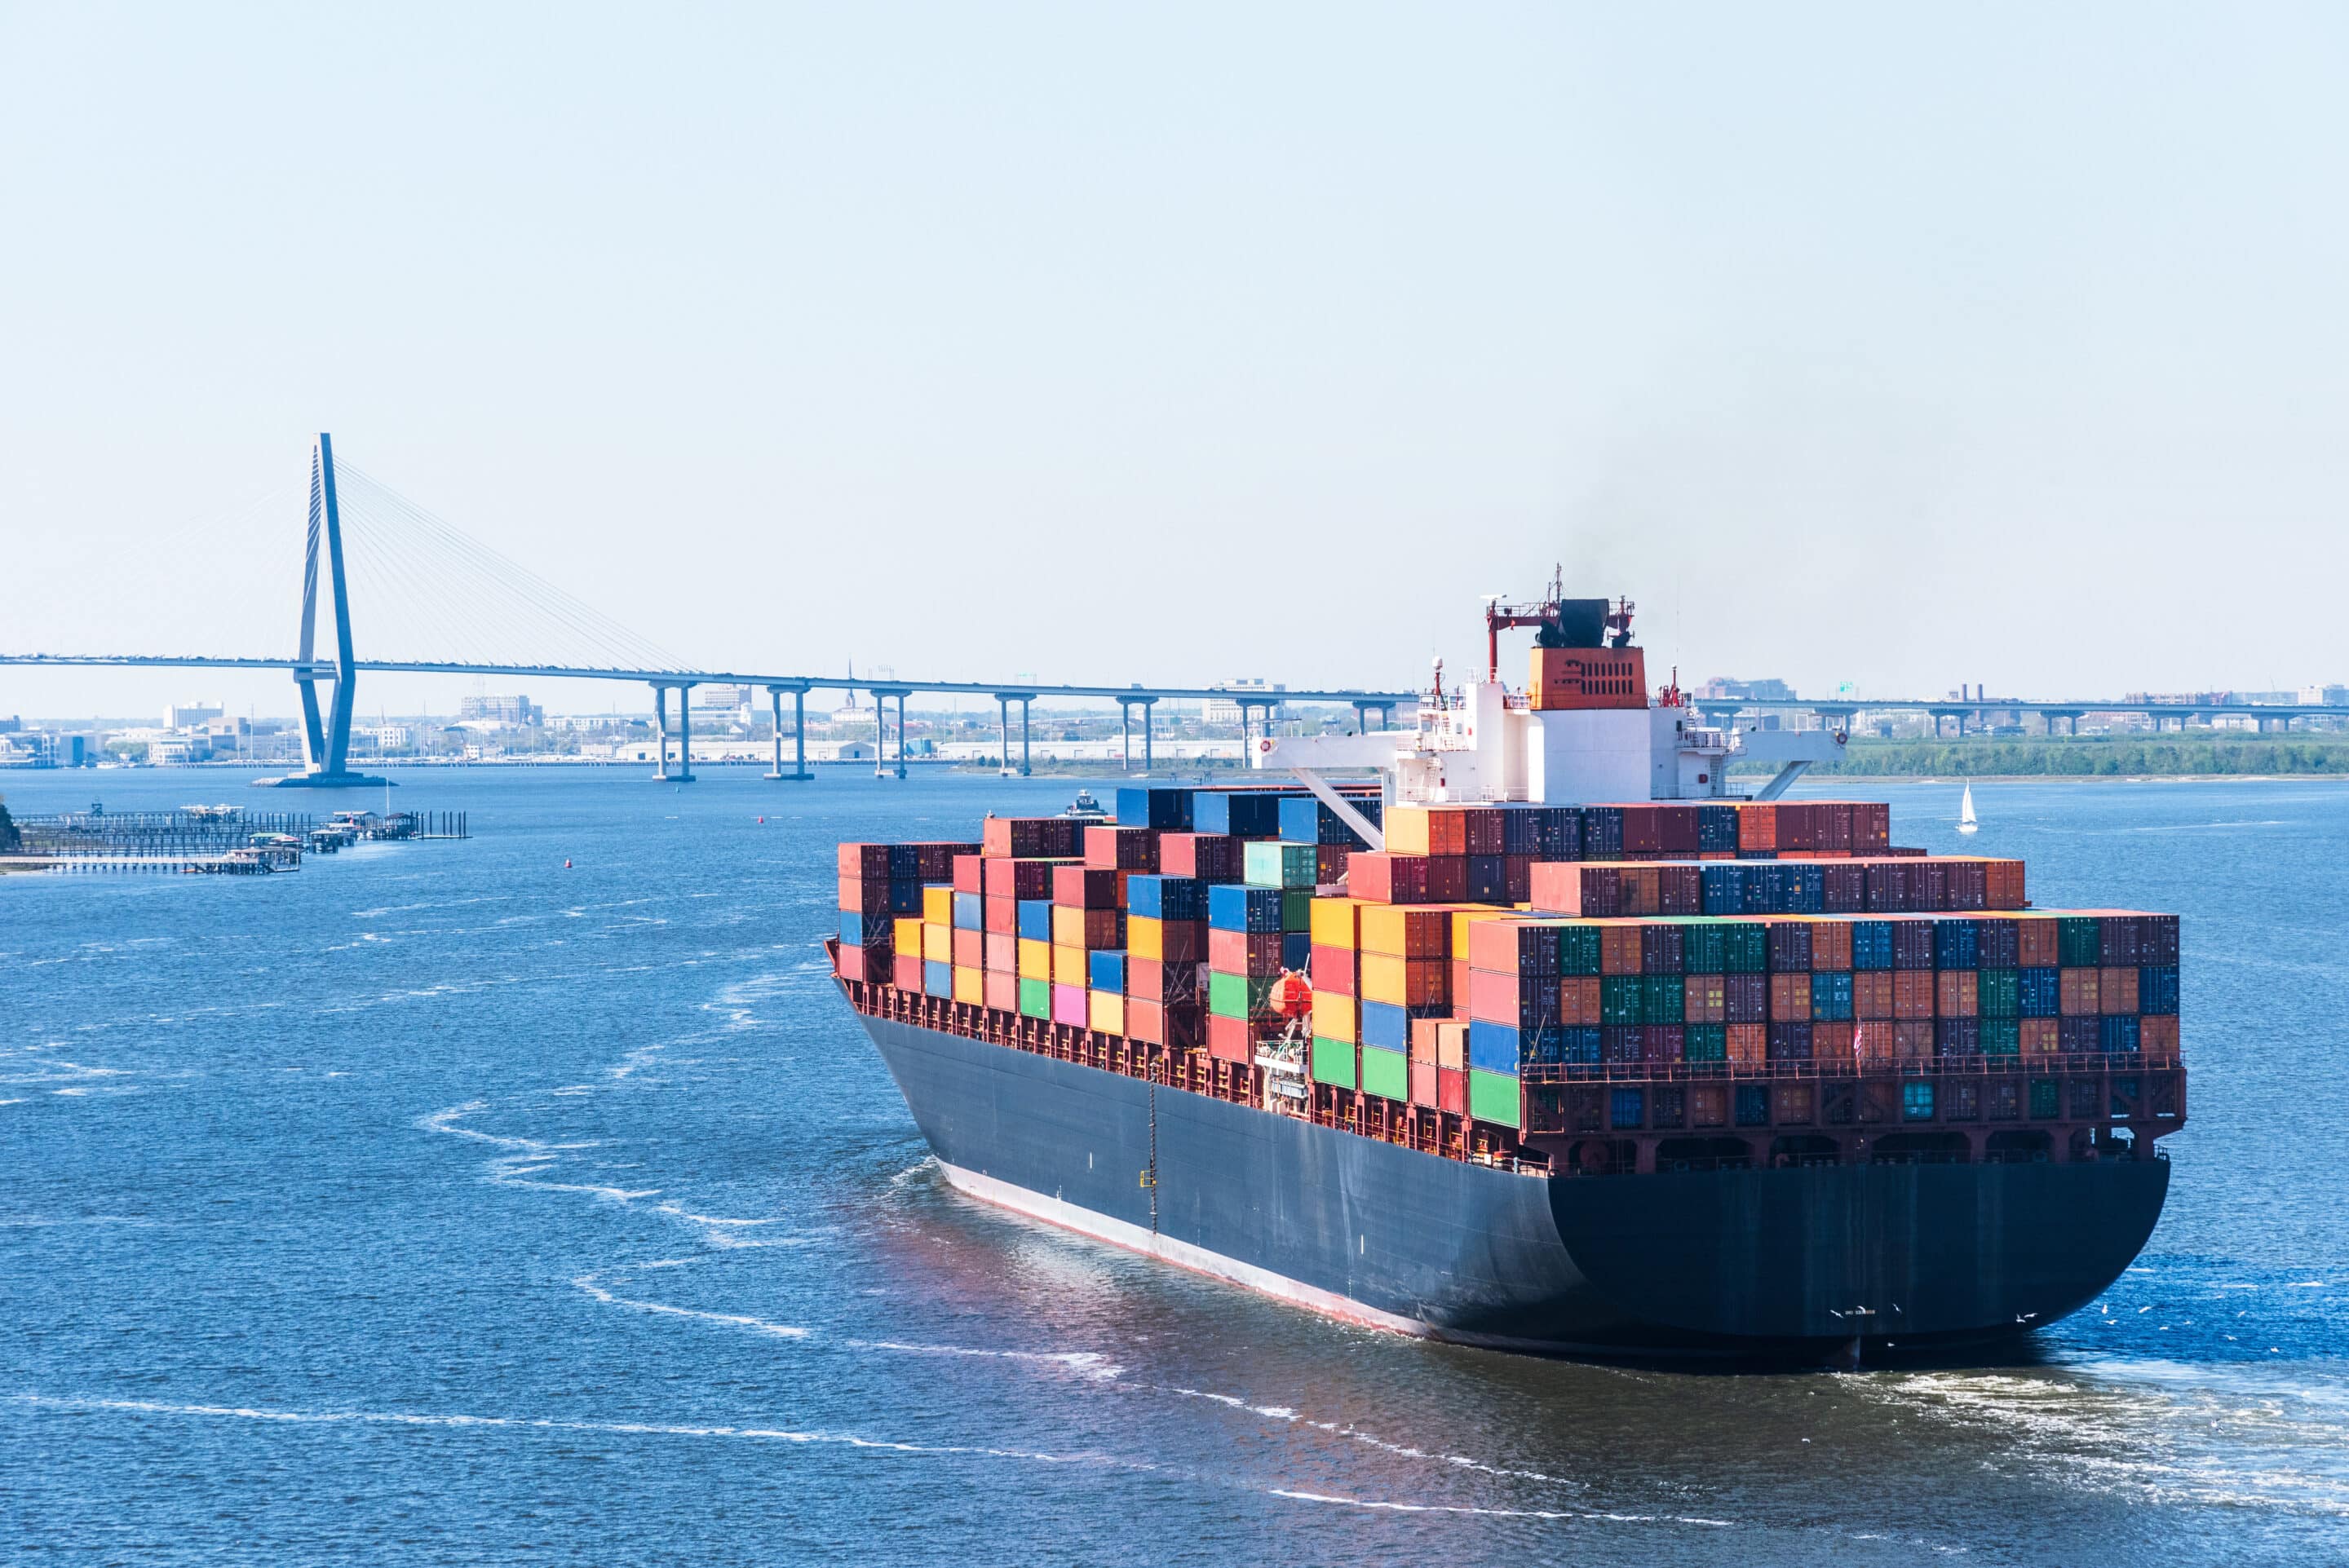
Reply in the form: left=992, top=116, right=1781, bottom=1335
left=3, top=3, right=2343, bottom=718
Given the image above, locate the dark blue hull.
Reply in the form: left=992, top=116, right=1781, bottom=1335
left=856, top=1011, right=2170, bottom=1358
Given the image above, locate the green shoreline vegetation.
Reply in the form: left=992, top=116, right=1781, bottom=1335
left=1762, top=735, right=2349, bottom=779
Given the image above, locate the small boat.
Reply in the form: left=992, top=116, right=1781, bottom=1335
left=1958, top=783, right=1980, bottom=834
left=1059, top=788, right=1111, bottom=819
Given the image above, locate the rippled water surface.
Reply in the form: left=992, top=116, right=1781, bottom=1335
left=4, top=767, right=2345, bottom=1565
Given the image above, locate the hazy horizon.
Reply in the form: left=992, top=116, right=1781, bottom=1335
left=5, top=4, right=2343, bottom=718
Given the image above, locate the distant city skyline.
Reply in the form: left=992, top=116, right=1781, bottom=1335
left=4, top=6, right=2344, bottom=718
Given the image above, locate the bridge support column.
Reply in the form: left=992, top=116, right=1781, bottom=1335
left=896, top=693, right=908, bottom=779
left=1021, top=700, right=1032, bottom=776
left=675, top=684, right=696, bottom=782
left=1119, top=701, right=1133, bottom=773
left=1141, top=697, right=1154, bottom=774
left=766, top=685, right=812, bottom=780
left=650, top=684, right=671, bottom=780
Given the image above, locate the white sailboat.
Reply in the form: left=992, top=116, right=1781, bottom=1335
left=1958, top=783, right=1980, bottom=834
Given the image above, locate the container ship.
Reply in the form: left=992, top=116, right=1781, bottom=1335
left=829, top=589, right=2184, bottom=1362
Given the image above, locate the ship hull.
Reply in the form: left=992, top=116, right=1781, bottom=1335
left=857, top=1011, right=2170, bottom=1358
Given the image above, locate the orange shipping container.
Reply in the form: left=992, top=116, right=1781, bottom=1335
left=1683, top=974, right=1726, bottom=1025
left=2020, top=1018, right=2061, bottom=1054
left=1384, top=806, right=1470, bottom=857
left=2019, top=915, right=2062, bottom=969
left=1362, top=904, right=1450, bottom=959
left=1812, top=1021, right=1856, bottom=1064
left=1935, top=970, right=1979, bottom=1019
left=1600, top=925, right=1643, bottom=976
left=1559, top=975, right=1605, bottom=1027
left=2142, top=1015, right=2180, bottom=1057
left=1727, top=1022, right=1767, bottom=1063
left=1985, top=859, right=2027, bottom=909
left=1853, top=1020, right=1898, bottom=1061
left=2059, top=967, right=2102, bottom=1017
left=1854, top=971, right=1896, bottom=1020
left=1892, top=970, right=1935, bottom=1020
left=1809, top=919, right=1853, bottom=971
left=1894, top=1019, right=1935, bottom=1058
left=2100, top=965, right=2140, bottom=1014
left=1768, top=972, right=1812, bottom=1022
left=1738, top=803, right=1778, bottom=851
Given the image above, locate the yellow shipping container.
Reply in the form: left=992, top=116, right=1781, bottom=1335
left=1360, top=904, right=1448, bottom=959
left=1453, top=907, right=1512, bottom=956
left=893, top=916, right=922, bottom=952
left=1053, top=943, right=1089, bottom=983
left=1017, top=937, right=1051, bottom=981
left=952, top=965, right=983, bottom=1005
left=922, top=886, right=953, bottom=925
left=1129, top=915, right=1164, bottom=961
left=1089, top=991, right=1125, bottom=1036
left=1382, top=805, right=1436, bottom=855
left=922, top=923, right=953, bottom=962
left=1051, top=905, right=1086, bottom=947
left=1312, top=989, right=1357, bottom=1044
left=1359, top=952, right=1407, bottom=1005
left=1308, top=896, right=1363, bottom=948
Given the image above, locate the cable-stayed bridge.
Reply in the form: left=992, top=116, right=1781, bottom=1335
left=2, top=435, right=1416, bottom=786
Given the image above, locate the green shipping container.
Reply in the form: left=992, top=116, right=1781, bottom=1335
left=1468, top=1067, right=1521, bottom=1129
left=1683, top=922, right=1728, bottom=975
left=1559, top=924, right=1603, bottom=977
left=1311, top=1035, right=1357, bottom=1089
left=1723, top=924, right=1768, bottom=973
left=1281, top=890, right=1316, bottom=932
left=1359, top=1045, right=1409, bottom=1101
left=1600, top=974, right=1643, bottom=1025
left=1018, top=978, right=1051, bottom=1019
left=1978, top=967, right=2019, bottom=1018
left=1209, top=970, right=1281, bottom=1019
left=1641, top=974, right=1686, bottom=1027
left=1685, top=1022, right=1727, bottom=1062
left=2058, top=917, right=2102, bottom=968
left=1980, top=1018, right=2020, bottom=1056
left=1244, top=841, right=1320, bottom=890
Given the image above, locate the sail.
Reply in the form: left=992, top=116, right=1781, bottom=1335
left=1959, top=784, right=1978, bottom=828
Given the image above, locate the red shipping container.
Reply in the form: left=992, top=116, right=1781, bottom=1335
left=952, top=927, right=983, bottom=969
left=1149, top=920, right=1206, bottom=965
left=1208, top=928, right=1285, bottom=977
left=1409, top=1058, right=1440, bottom=1108
left=2100, top=966, right=2140, bottom=1014
left=1853, top=971, right=1895, bottom=1020
left=1853, top=1020, right=1896, bottom=1060
left=1935, top=970, right=1979, bottom=1019
left=984, top=931, right=1017, bottom=972
left=1737, top=803, right=1778, bottom=852
left=1616, top=805, right=1662, bottom=855
left=1127, top=997, right=1165, bottom=1045
left=1503, top=855, right=1533, bottom=903
left=1315, top=843, right=1351, bottom=885
left=1893, top=1020, right=1935, bottom=1058
left=1985, top=859, right=2026, bottom=909
left=1812, top=921, right=1853, bottom=970
left=1657, top=864, right=1702, bottom=916
left=2142, top=1014, right=2180, bottom=1057
left=1083, top=824, right=1160, bottom=872
left=951, top=854, right=984, bottom=895
left=2019, top=917, right=2062, bottom=968
left=1529, top=862, right=1612, bottom=917
left=1812, top=1020, right=1856, bottom=1063
left=1854, top=802, right=1891, bottom=852
left=1312, top=944, right=1356, bottom=994
left=1350, top=852, right=1466, bottom=905
left=1892, top=970, right=1935, bottom=1019
left=1768, top=973, right=1812, bottom=1022
left=1437, top=1067, right=1468, bottom=1117
left=984, top=895, right=1017, bottom=934
left=1727, top=1022, right=1767, bottom=1062
left=983, top=971, right=1019, bottom=1013
left=892, top=952, right=922, bottom=992
left=1467, top=968, right=1537, bottom=1025
left=983, top=857, right=1065, bottom=903
left=1657, top=806, right=1701, bottom=855
left=836, top=941, right=889, bottom=983
left=1600, top=925, right=1643, bottom=976
left=983, top=818, right=1082, bottom=859
left=1053, top=864, right=1122, bottom=909
left=839, top=843, right=894, bottom=881
left=1206, top=1013, right=1256, bottom=1063
left=1946, top=861, right=1987, bottom=912
left=1161, top=833, right=1244, bottom=882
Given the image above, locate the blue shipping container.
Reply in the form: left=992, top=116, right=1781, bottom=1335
left=1935, top=919, right=1980, bottom=970
left=1851, top=921, right=1895, bottom=970
left=2139, top=965, right=2180, bottom=1015
left=1126, top=874, right=1207, bottom=922
left=1089, top=949, right=1126, bottom=993
left=1811, top=970, right=1855, bottom=1022
left=1209, top=883, right=1285, bottom=934
left=952, top=891, right=983, bottom=932
left=1468, top=1020, right=1522, bottom=1076
left=1281, top=932, right=1311, bottom=972
left=1276, top=794, right=1382, bottom=848
left=1192, top=791, right=1290, bottom=837
left=1115, top=787, right=1193, bottom=830
left=923, top=960, right=952, bottom=999
left=1017, top=899, right=1054, bottom=943
left=2019, top=967, right=2060, bottom=1018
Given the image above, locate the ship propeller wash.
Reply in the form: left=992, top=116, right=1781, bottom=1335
left=829, top=581, right=2183, bottom=1362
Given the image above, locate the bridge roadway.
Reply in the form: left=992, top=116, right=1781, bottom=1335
left=0, top=652, right=1415, bottom=782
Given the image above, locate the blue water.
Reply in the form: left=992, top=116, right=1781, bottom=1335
left=5, top=767, right=2347, bottom=1566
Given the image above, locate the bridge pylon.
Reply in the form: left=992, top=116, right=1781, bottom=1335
left=254, top=433, right=391, bottom=789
